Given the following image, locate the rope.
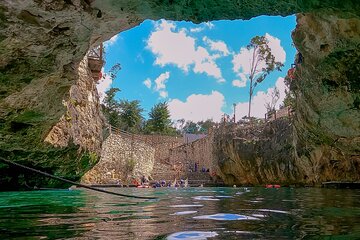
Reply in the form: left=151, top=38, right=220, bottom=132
left=0, top=156, right=157, bottom=200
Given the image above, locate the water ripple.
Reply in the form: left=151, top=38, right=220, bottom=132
left=192, top=196, right=220, bottom=201
left=170, top=204, right=203, bottom=208
left=193, top=213, right=259, bottom=221
left=167, top=231, right=218, bottom=239
left=170, top=211, right=198, bottom=215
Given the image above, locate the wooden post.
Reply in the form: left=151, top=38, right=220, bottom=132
left=99, top=43, right=103, bottom=60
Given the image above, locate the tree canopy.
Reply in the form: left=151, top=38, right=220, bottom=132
left=102, top=87, right=122, bottom=128
left=119, top=99, right=143, bottom=133
left=145, top=102, right=175, bottom=134
left=246, top=35, right=283, bottom=117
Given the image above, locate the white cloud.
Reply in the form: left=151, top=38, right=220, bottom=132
left=232, top=79, right=246, bottom=88
left=159, top=90, right=168, bottom=98
left=265, top=33, right=286, bottom=64
left=234, top=77, right=287, bottom=119
left=203, top=36, right=230, bottom=56
left=168, top=91, right=225, bottom=122
left=217, top=78, right=226, bottom=83
left=205, top=22, right=215, bottom=29
left=147, top=20, right=224, bottom=82
left=143, top=78, right=152, bottom=89
left=104, top=34, right=118, bottom=47
left=143, top=72, right=170, bottom=98
left=232, top=47, right=253, bottom=75
left=190, top=27, right=203, bottom=33
left=190, top=22, right=214, bottom=32
left=96, top=68, right=112, bottom=102
left=232, top=33, right=286, bottom=87
left=154, top=71, right=170, bottom=91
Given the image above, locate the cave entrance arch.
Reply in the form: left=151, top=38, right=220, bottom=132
left=0, top=0, right=359, bottom=189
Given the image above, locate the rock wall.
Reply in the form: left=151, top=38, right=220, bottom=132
left=0, top=55, right=104, bottom=190
left=214, top=120, right=299, bottom=185
left=169, top=135, right=214, bottom=173
left=45, top=57, right=104, bottom=154
left=291, top=13, right=360, bottom=183
left=82, top=134, right=155, bottom=184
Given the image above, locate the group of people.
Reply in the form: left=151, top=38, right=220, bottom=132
left=189, top=162, right=209, bottom=173
left=138, top=175, right=188, bottom=188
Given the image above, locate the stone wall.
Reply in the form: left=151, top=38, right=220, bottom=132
left=169, top=134, right=214, bottom=174
left=148, top=135, right=183, bottom=163
left=116, top=132, right=183, bottom=163
left=81, top=134, right=155, bottom=184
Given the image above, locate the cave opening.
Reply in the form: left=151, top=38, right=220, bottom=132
left=95, top=16, right=297, bottom=133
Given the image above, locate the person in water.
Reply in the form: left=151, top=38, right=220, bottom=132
left=161, top=179, right=166, bottom=187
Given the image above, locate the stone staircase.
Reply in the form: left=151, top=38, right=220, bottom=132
left=150, top=163, right=223, bottom=187
left=150, top=162, right=177, bottom=182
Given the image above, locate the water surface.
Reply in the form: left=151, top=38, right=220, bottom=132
left=1, top=187, right=359, bottom=239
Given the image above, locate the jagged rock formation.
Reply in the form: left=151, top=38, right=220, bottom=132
left=0, top=0, right=359, bottom=188
left=291, top=13, right=360, bottom=183
left=214, top=120, right=299, bottom=185
left=45, top=57, right=104, bottom=153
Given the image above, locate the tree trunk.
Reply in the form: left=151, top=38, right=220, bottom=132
left=248, top=78, right=253, bottom=118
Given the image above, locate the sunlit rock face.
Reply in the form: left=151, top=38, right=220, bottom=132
left=213, top=120, right=300, bottom=186
left=0, top=0, right=359, bottom=188
left=291, top=13, right=360, bottom=183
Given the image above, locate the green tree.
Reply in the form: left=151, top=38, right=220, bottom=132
left=145, top=102, right=173, bottom=134
left=183, top=121, right=199, bottom=134
left=102, top=87, right=121, bottom=128
left=101, top=63, right=122, bottom=127
left=264, top=86, right=280, bottom=114
left=197, top=119, right=215, bottom=133
left=246, top=36, right=283, bottom=117
left=119, top=100, right=143, bottom=132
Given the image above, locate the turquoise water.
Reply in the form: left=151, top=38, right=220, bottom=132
left=0, top=187, right=360, bottom=239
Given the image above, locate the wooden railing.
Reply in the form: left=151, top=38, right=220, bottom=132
left=87, top=43, right=103, bottom=60
left=265, top=106, right=294, bottom=121
left=108, top=125, right=181, bottom=148
left=87, top=43, right=104, bottom=81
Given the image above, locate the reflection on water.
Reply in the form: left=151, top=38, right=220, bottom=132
left=167, top=231, right=218, bottom=240
left=0, top=187, right=360, bottom=239
left=193, top=213, right=258, bottom=221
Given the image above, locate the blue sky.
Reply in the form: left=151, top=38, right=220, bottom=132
left=97, top=15, right=296, bottom=122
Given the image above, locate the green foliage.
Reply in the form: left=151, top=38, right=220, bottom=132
left=119, top=99, right=143, bottom=133
left=145, top=102, right=174, bottom=134
left=183, top=121, right=199, bottom=134
left=102, top=88, right=145, bottom=132
left=282, top=75, right=296, bottom=109
left=246, top=35, right=283, bottom=117
left=102, top=87, right=122, bottom=128
left=108, top=63, right=121, bottom=80
left=197, top=119, right=215, bottom=133
left=264, top=86, right=280, bottom=113
left=126, top=158, right=136, bottom=173
left=181, top=119, right=214, bottom=134
left=13, top=110, right=45, bottom=124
